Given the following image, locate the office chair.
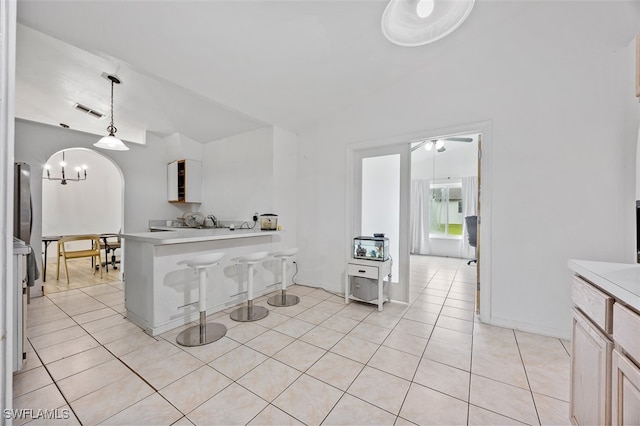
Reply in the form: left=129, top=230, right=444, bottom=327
left=99, top=234, right=121, bottom=272
left=465, top=216, right=477, bottom=265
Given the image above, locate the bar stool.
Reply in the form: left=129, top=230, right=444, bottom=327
left=230, top=251, right=269, bottom=322
left=267, top=248, right=300, bottom=307
left=176, top=252, right=227, bottom=347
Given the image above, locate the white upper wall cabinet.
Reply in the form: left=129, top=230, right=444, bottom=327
left=168, top=159, right=202, bottom=203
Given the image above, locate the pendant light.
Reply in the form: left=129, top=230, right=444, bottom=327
left=94, top=74, right=129, bottom=151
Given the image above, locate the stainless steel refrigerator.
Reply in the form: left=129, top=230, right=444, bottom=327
left=14, top=162, right=31, bottom=244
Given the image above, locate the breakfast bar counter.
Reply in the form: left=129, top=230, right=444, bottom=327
left=121, top=229, right=282, bottom=335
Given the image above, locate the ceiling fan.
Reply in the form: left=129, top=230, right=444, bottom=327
left=411, top=136, right=474, bottom=153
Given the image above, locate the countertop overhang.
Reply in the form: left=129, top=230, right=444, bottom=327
left=568, top=259, right=640, bottom=311
left=121, top=228, right=279, bottom=245
left=13, top=238, right=31, bottom=255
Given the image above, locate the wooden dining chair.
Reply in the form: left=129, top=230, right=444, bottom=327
left=56, top=235, right=102, bottom=284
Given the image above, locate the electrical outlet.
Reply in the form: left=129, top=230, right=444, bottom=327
left=253, top=212, right=258, bottom=222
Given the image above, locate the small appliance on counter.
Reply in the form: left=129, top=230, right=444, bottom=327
left=259, top=214, right=278, bottom=230
left=353, top=235, right=389, bottom=261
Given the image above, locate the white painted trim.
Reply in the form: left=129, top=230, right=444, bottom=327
left=1, top=0, right=17, bottom=415
left=488, top=316, right=571, bottom=341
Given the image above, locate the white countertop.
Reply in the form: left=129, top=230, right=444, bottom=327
left=568, top=259, right=640, bottom=311
left=121, top=228, right=279, bottom=244
left=13, top=238, right=31, bottom=255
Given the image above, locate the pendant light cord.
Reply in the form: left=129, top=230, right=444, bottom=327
left=107, top=78, right=117, bottom=136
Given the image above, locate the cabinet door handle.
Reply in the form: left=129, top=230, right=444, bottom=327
left=358, top=270, right=366, bottom=273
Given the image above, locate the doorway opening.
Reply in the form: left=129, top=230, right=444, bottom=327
left=41, top=148, right=124, bottom=295
left=409, top=133, right=480, bottom=311
left=348, top=120, right=491, bottom=324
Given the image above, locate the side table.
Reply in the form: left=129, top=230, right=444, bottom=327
left=345, top=258, right=392, bottom=311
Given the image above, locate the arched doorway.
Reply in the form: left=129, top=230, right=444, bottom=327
left=41, top=148, right=124, bottom=293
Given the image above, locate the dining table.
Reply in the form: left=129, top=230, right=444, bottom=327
left=41, top=235, right=61, bottom=282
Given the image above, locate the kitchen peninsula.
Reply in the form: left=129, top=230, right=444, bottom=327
left=121, top=228, right=281, bottom=336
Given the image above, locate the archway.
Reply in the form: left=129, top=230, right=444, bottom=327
left=41, top=148, right=124, bottom=293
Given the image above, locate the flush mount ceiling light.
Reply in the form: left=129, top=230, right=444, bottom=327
left=381, top=0, right=475, bottom=47
left=94, top=74, right=129, bottom=151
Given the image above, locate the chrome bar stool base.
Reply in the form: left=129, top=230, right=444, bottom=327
left=230, top=300, right=269, bottom=322
left=176, top=313, right=227, bottom=347
left=267, top=290, right=300, bottom=307
left=267, top=248, right=300, bottom=307
left=175, top=252, right=227, bottom=347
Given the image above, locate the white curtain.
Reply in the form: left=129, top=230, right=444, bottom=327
left=410, top=180, right=431, bottom=254
left=460, top=176, right=478, bottom=259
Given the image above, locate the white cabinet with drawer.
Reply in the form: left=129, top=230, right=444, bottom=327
left=345, top=258, right=391, bottom=312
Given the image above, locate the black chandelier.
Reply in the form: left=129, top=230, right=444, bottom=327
left=43, top=151, right=87, bottom=185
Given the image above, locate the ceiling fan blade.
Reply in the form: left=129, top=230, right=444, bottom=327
left=444, top=137, right=473, bottom=143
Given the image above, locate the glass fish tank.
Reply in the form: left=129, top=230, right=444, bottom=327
left=353, top=236, right=389, bottom=261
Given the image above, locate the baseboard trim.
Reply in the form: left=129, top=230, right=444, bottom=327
left=483, top=316, right=571, bottom=340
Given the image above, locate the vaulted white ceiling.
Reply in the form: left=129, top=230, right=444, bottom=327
left=15, top=0, right=640, bottom=145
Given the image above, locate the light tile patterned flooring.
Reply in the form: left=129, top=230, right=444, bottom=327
left=13, top=256, right=571, bottom=425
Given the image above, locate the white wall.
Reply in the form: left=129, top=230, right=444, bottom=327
left=361, top=154, right=400, bottom=278
left=295, top=1, right=640, bottom=339
left=202, top=127, right=274, bottom=222
left=201, top=126, right=298, bottom=251
left=411, top=140, right=477, bottom=181
left=42, top=148, right=122, bottom=244
left=272, top=126, right=298, bottom=251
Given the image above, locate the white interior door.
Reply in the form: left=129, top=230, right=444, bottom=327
left=353, top=144, right=410, bottom=304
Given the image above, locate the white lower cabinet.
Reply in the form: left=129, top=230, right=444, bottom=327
left=611, top=349, right=640, bottom=425
left=571, top=308, right=612, bottom=426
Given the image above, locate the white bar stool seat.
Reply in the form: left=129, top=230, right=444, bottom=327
left=267, top=248, right=300, bottom=307
left=230, top=251, right=270, bottom=322
left=176, top=252, right=226, bottom=347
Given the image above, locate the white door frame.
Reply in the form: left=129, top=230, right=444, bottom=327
left=1, top=0, right=17, bottom=414
left=346, top=119, right=493, bottom=322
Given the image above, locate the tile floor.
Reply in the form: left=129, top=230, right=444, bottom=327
left=13, top=256, right=571, bottom=425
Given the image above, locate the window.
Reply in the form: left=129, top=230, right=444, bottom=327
left=430, top=183, right=463, bottom=237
